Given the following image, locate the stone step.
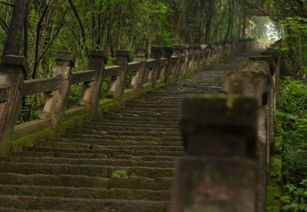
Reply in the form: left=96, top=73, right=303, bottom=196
left=0, top=195, right=169, bottom=211
left=2, top=157, right=175, bottom=168
left=50, top=138, right=182, bottom=147
left=0, top=208, right=62, bottom=212
left=0, top=185, right=170, bottom=201
left=100, top=116, right=179, bottom=122
left=25, top=147, right=184, bottom=157
left=82, top=125, right=180, bottom=133
left=15, top=151, right=181, bottom=161
left=77, top=129, right=180, bottom=137
left=88, top=121, right=179, bottom=128
left=60, top=134, right=181, bottom=142
left=118, top=108, right=180, bottom=113
left=0, top=162, right=174, bottom=178
left=0, top=173, right=172, bottom=190
left=36, top=142, right=183, bottom=152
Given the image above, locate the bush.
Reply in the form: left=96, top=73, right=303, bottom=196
left=276, top=77, right=307, bottom=210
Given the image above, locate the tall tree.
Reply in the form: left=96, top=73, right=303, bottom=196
left=2, top=0, right=29, bottom=60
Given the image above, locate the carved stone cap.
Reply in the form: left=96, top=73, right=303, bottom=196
left=163, top=47, right=174, bottom=58
left=181, top=95, right=258, bottom=158
left=173, top=45, right=184, bottom=52
left=250, top=55, right=276, bottom=75
left=90, top=50, right=107, bottom=64
left=136, top=49, right=148, bottom=58
left=2, top=55, right=28, bottom=77
left=116, top=50, right=132, bottom=62
left=55, top=53, right=75, bottom=67
left=151, top=46, right=163, bottom=58
left=183, top=44, right=194, bottom=50
left=193, top=45, right=202, bottom=50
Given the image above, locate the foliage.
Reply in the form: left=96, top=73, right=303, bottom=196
left=111, top=170, right=128, bottom=178
left=265, top=0, right=307, bottom=76
left=276, top=77, right=307, bottom=211
left=281, top=179, right=307, bottom=212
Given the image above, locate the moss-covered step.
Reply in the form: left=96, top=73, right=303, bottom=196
left=0, top=173, right=172, bottom=190
left=0, top=185, right=170, bottom=201
left=49, top=138, right=182, bottom=147
left=0, top=162, right=174, bottom=178
left=1, top=157, right=175, bottom=168
left=76, top=129, right=181, bottom=137
left=35, top=142, right=183, bottom=152
left=24, top=147, right=184, bottom=157
left=0, top=195, right=169, bottom=211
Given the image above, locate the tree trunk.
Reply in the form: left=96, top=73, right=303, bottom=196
left=2, top=0, right=28, bottom=61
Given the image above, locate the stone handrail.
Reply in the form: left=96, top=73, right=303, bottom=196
left=0, top=39, right=255, bottom=154
left=170, top=42, right=280, bottom=212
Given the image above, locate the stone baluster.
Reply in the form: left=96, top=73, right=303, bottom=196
left=161, top=47, right=174, bottom=83
left=108, top=50, right=131, bottom=99
left=0, top=56, right=27, bottom=153
left=149, top=46, right=163, bottom=88
left=80, top=50, right=107, bottom=114
left=40, top=53, right=74, bottom=127
left=131, top=49, right=147, bottom=90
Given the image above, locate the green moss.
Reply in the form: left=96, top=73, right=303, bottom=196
left=3, top=56, right=232, bottom=155
left=111, top=170, right=128, bottom=178
left=267, top=155, right=282, bottom=212
left=9, top=128, right=53, bottom=154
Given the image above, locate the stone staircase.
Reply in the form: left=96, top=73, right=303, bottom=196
left=0, top=53, right=254, bottom=211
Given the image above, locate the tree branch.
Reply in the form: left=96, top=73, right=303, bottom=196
left=0, top=1, right=14, bottom=7
left=68, top=0, right=88, bottom=53
left=0, top=17, right=8, bottom=32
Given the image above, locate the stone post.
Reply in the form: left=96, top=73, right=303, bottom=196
left=131, top=49, right=147, bottom=90
left=225, top=61, right=271, bottom=212
left=108, top=50, right=131, bottom=99
left=188, top=46, right=195, bottom=70
left=174, top=46, right=184, bottom=78
left=174, top=46, right=185, bottom=76
left=182, top=46, right=189, bottom=74
left=161, top=47, right=174, bottom=82
left=0, top=56, right=27, bottom=153
left=150, top=46, right=163, bottom=88
left=80, top=50, right=106, bottom=114
left=171, top=95, right=258, bottom=212
left=194, top=45, right=202, bottom=69
left=40, top=53, right=74, bottom=127
left=250, top=56, right=276, bottom=152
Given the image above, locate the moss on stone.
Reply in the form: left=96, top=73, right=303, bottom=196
left=9, top=128, right=52, bottom=154
left=3, top=56, right=231, bottom=155
left=267, top=155, right=282, bottom=212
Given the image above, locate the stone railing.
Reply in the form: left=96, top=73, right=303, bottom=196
left=0, top=40, right=255, bottom=154
left=170, top=44, right=280, bottom=212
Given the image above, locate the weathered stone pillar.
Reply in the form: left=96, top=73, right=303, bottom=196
left=182, top=46, right=189, bottom=74
left=161, top=47, right=174, bottom=82
left=80, top=50, right=106, bottom=114
left=0, top=56, right=27, bottom=153
left=194, top=45, right=202, bottom=69
left=40, top=53, right=74, bottom=127
left=175, top=46, right=186, bottom=75
left=149, top=46, right=163, bottom=88
left=108, top=50, right=131, bottom=99
left=225, top=61, right=271, bottom=212
left=131, top=49, right=147, bottom=90
left=250, top=56, right=276, bottom=153
left=171, top=95, right=258, bottom=212
left=173, top=46, right=182, bottom=77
